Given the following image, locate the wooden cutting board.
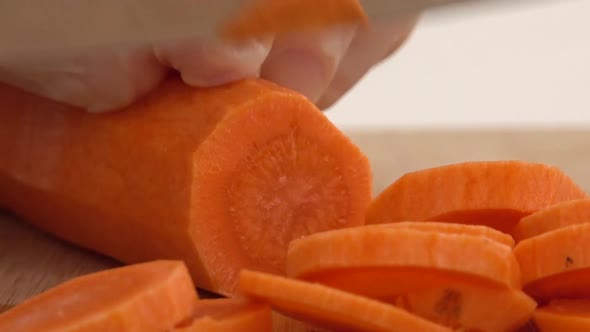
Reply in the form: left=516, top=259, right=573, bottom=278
left=2, top=129, right=590, bottom=312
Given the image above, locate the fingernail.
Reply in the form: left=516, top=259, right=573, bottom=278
left=261, top=49, right=327, bottom=103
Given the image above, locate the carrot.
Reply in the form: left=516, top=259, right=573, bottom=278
left=513, top=199, right=590, bottom=242
left=237, top=269, right=452, bottom=332
left=365, top=161, right=588, bottom=234
left=173, top=298, right=272, bottom=332
left=533, top=299, right=590, bottom=332
left=0, top=76, right=372, bottom=296
left=271, top=312, right=331, bottom=332
left=514, top=223, right=590, bottom=302
left=221, top=0, right=368, bottom=41
left=286, top=224, right=522, bottom=291
left=372, top=221, right=515, bottom=247
left=393, top=280, right=536, bottom=331
left=0, top=260, right=198, bottom=332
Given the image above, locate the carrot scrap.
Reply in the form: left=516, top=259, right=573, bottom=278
left=221, top=0, right=368, bottom=41
left=173, top=298, right=272, bottom=332
left=0, top=76, right=372, bottom=296
left=513, top=199, right=590, bottom=242
left=533, top=299, right=590, bottom=332
left=514, top=223, right=590, bottom=302
left=0, top=260, right=198, bottom=332
left=286, top=224, right=522, bottom=291
left=237, top=269, right=452, bottom=332
left=365, top=161, right=588, bottom=234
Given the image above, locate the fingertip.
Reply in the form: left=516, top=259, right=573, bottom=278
left=261, top=49, right=328, bottom=103
left=261, top=25, right=357, bottom=104
left=154, top=37, right=272, bottom=88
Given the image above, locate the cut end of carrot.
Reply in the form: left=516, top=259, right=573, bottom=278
left=513, top=199, right=590, bottom=242
left=365, top=160, right=588, bottom=233
left=189, top=80, right=371, bottom=295
left=221, top=0, right=368, bottom=41
left=0, top=260, right=198, bottom=332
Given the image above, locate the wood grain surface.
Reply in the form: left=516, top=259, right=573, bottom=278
left=2, top=129, right=590, bottom=314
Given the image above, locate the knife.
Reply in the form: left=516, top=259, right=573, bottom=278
left=0, top=0, right=548, bottom=60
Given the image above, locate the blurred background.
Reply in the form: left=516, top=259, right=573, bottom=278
left=326, top=0, right=590, bottom=130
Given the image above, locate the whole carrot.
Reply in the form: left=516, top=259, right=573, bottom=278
left=0, top=76, right=372, bottom=296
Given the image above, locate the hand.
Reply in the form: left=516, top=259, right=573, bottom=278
left=0, top=17, right=418, bottom=113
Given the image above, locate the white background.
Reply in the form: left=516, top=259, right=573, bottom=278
left=326, top=0, right=590, bottom=130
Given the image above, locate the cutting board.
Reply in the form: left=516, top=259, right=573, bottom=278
left=2, top=129, right=590, bottom=312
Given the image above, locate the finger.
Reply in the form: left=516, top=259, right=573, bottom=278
left=260, top=24, right=358, bottom=104
left=0, top=47, right=166, bottom=112
left=154, top=37, right=272, bottom=87
left=316, top=16, right=419, bottom=110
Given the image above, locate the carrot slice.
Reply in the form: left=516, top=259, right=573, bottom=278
left=0, top=77, right=371, bottom=296
left=514, top=224, right=590, bottom=302
left=375, top=221, right=515, bottom=247
left=393, top=280, right=536, bottom=331
left=533, top=299, right=590, bottom=332
left=221, top=0, right=368, bottom=41
left=365, top=161, right=588, bottom=234
left=514, top=223, right=590, bottom=302
left=271, top=312, right=331, bottom=332
left=173, top=298, right=272, bottom=332
left=286, top=224, right=522, bottom=290
left=513, top=199, right=590, bottom=242
left=237, top=269, right=452, bottom=332
left=0, top=260, right=198, bottom=332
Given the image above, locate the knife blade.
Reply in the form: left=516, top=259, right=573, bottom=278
left=0, top=0, right=535, bottom=59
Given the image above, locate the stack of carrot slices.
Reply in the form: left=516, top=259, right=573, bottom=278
left=512, top=199, right=590, bottom=331
left=3, top=160, right=590, bottom=331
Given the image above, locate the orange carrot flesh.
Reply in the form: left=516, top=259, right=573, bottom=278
left=513, top=199, right=590, bottom=242
left=237, top=269, right=452, bottom=332
left=0, top=260, right=198, bottom=332
left=295, top=266, right=537, bottom=331
left=365, top=161, right=588, bottom=234
left=370, top=221, right=515, bottom=247
left=0, top=77, right=372, bottom=295
left=271, top=312, right=331, bottom=332
left=286, top=225, right=522, bottom=289
left=173, top=299, right=272, bottom=332
left=533, top=299, right=590, bottom=332
left=514, top=223, right=590, bottom=302
left=393, top=280, right=536, bottom=332
left=221, top=0, right=368, bottom=41
left=523, top=269, right=590, bottom=304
